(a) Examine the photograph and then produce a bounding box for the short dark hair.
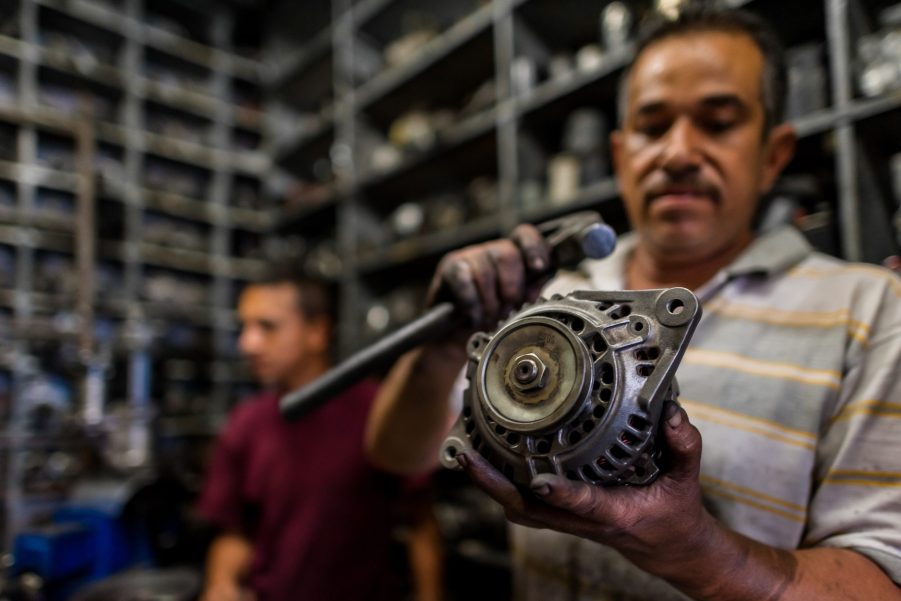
[619,5,787,131]
[252,261,336,324]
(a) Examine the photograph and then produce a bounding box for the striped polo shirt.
[508,225,901,601]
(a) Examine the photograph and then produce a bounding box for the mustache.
[643,175,720,204]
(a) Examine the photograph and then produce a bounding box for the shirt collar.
[580,225,813,297]
[722,225,812,278]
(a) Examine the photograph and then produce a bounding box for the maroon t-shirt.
[197,379,399,601]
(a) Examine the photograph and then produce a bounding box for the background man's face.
[237,283,326,388]
[612,31,792,261]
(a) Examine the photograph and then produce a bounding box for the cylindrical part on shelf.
[786,44,827,118]
[547,154,580,204]
[600,2,632,53]
[511,56,537,96]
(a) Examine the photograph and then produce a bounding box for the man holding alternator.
[365,7,901,600]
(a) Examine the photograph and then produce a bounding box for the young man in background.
[198,264,442,601]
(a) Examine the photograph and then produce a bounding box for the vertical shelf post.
[493,0,519,234]
[5,0,39,551]
[334,0,359,360]
[826,0,862,261]
[209,11,236,416]
[121,0,150,438]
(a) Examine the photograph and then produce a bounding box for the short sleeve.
[804,278,901,584]
[196,416,247,534]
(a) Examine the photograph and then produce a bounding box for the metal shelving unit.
[268,0,901,358]
[0,0,266,547]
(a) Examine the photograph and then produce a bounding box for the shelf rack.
[267,0,901,358]
[0,0,266,547]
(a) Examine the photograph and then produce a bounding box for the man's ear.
[610,129,625,179]
[759,123,797,195]
[305,316,333,357]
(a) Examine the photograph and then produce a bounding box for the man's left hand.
[456,401,717,576]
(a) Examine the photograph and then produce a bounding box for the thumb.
[530,473,606,517]
[661,400,702,482]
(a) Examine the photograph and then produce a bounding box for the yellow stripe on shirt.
[702,485,807,523]
[682,399,816,450]
[788,264,901,299]
[822,469,901,488]
[703,301,871,347]
[701,475,808,513]
[825,469,901,479]
[821,478,901,488]
[829,399,901,424]
[684,349,842,390]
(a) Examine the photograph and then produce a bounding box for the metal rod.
[280,302,460,419]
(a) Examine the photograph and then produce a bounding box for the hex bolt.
[508,352,549,397]
[514,357,539,384]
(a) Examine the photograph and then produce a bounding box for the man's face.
[611,31,795,260]
[237,283,328,388]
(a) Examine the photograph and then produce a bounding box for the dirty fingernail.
[666,402,683,428]
[531,483,551,496]
[663,401,678,420]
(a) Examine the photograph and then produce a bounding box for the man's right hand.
[200,582,255,601]
[202,534,254,601]
[426,223,552,331]
[366,223,553,475]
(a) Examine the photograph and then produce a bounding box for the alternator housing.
[441,288,701,487]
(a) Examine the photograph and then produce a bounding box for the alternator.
[441,287,701,487]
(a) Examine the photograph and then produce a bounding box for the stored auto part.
[441,287,701,487]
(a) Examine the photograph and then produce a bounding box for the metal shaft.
[280,303,460,419]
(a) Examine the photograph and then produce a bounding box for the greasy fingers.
[427,238,531,327]
[458,452,525,511]
[662,403,703,482]
[530,474,605,518]
[428,257,482,324]
[504,509,547,529]
[489,243,527,316]
[511,224,551,273]
[467,250,501,327]
[513,224,553,303]
[426,224,551,327]
[459,452,565,529]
